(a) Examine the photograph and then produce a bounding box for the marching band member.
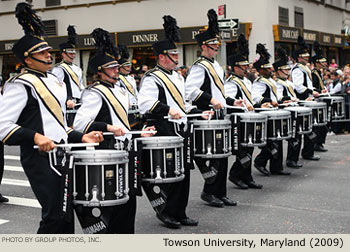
[0,86,9,203]
[225,34,263,190]
[51,25,84,127]
[311,41,328,152]
[185,9,238,208]
[291,36,320,161]
[73,28,154,233]
[138,16,202,228]
[0,3,103,233]
[252,44,291,176]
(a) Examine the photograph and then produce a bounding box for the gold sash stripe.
[277,79,296,98]
[312,70,325,90]
[60,63,80,89]
[152,70,185,112]
[93,85,131,130]
[298,63,312,81]
[231,76,254,105]
[19,74,65,127]
[3,126,21,143]
[119,75,136,97]
[197,60,226,99]
[260,77,279,100]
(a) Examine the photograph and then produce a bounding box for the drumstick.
[102,130,157,135]
[164,113,207,119]
[34,143,99,149]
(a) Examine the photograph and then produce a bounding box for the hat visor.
[165,49,179,55]
[299,53,310,57]
[102,61,120,69]
[261,63,273,69]
[64,49,76,54]
[120,62,132,66]
[237,60,249,66]
[31,45,52,54]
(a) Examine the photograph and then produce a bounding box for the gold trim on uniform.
[152,70,185,112]
[232,76,254,105]
[84,120,94,134]
[60,63,81,88]
[260,77,279,99]
[149,101,160,113]
[3,126,21,143]
[66,128,74,134]
[194,91,204,101]
[119,75,136,97]
[19,74,65,127]
[197,59,225,99]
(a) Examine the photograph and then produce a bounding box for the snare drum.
[71,150,129,207]
[192,119,232,158]
[284,107,312,135]
[230,113,267,150]
[139,136,184,184]
[318,96,345,121]
[298,101,327,126]
[259,110,292,140]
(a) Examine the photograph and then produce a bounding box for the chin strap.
[101,69,119,81]
[205,44,218,52]
[165,53,178,65]
[29,55,53,65]
[64,54,75,62]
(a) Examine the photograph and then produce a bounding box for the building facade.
[0,0,349,83]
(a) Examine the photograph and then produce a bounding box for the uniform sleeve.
[185,65,211,104]
[330,82,342,94]
[224,79,238,99]
[51,67,65,83]
[138,75,170,115]
[73,89,106,133]
[291,68,309,94]
[0,82,36,145]
[252,81,271,105]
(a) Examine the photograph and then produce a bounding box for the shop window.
[294,7,304,28]
[279,7,289,26]
[46,0,60,7]
[43,20,57,36]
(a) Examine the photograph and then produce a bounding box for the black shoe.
[228,176,248,189]
[178,217,199,226]
[271,170,291,175]
[286,160,303,169]
[0,194,9,203]
[156,213,181,229]
[246,181,263,189]
[303,155,320,161]
[220,197,237,206]
[314,144,328,152]
[200,192,224,207]
[254,163,270,176]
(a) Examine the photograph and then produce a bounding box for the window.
[46,0,61,7]
[279,6,289,26]
[42,20,57,36]
[294,7,304,28]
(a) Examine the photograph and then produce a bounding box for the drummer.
[138,15,207,228]
[311,41,328,152]
[51,25,84,127]
[73,28,154,233]
[185,9,239,209]
[272,47,303,169]
[252,43,291,176]
[0,2,103,233]
[291,36,320,161]
[225,34,263,190]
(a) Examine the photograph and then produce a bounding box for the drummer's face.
[298,56,309,65]
[101,66,119,82]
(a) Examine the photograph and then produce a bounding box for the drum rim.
[260,110,291,117]
[138,136,183,144]
[191,119,231,126]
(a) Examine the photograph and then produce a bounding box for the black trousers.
[21,148,74,234]
[254,140,283,172]
[195,157,228,198]
[0,142,4,186]
[301,133,315,158]
[287,135,302,162]
[315,126,327,146]
[229,147,254,183]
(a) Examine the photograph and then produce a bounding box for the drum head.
[232,112,267,122]
[70,149,128,163]
[260,110,291,118]
[284,106,312,115]
[191,119,231,128]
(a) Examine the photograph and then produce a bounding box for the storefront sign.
[273,25,301,42]
[303,29,319,42]
[333,35,343,46]
[320,33,333,45]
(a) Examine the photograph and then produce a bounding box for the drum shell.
[192,119,232,158]
[260,110,292,140]
[138,136,185,184]
[299,101,328,126]
[284,107,312,135]
[318,96,345,120]
[71,150,129,207]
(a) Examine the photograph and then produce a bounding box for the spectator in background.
[141,64,149,72]
[177,65,188,79]
[329,59,338,70]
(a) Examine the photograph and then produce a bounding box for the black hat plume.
[15,2,46,38]
[91,28,118,58]
[277,47,288,62]
[67,25,77,46]
[313,41,323,56]
[207,9,220,37]
[256,43,270,61]
[238,34,249,58]
[163,15,180,42]
[118,45,129,60]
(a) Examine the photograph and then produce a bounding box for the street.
[1,134,350,234]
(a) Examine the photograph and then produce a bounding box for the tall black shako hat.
[89,28,119,74]
[152,15,180,56]
[118,45,131,66]
[273,47,290,71]
[12,2,52,63]
[59,25,77,53]
[195,9,220,46]
[253,43,272,70]
[227,34,249,67]
[311,41,327,64]
[293,35,310,60]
